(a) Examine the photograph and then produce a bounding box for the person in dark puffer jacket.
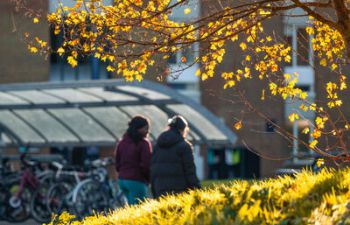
[115,115,152,205]
[151,115,200,198]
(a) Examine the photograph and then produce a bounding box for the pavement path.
[0,219,39,225]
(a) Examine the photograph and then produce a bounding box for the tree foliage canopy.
[19,0,350,160]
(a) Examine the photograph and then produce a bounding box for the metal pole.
[293,121,298,163]
[91,57,100,80]
[0,130,4,163]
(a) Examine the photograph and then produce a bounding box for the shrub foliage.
[49,168,350,225]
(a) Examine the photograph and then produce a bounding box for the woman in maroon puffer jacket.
[115,116,152,205]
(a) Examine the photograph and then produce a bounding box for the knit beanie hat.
[168,115,188,131]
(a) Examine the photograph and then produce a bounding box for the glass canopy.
[9,90,65,104]
[83,107,130,140]
[167,104,228,141]
[120,105,168,139]
[0,80,236,147]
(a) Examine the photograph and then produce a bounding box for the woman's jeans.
[118,179,148,205]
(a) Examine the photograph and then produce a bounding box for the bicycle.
[0,153,47,222]
[72,158,127,218]
[0,158,21,222]
[46,161,92,217]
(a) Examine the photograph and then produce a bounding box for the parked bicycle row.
[0,153,127,224]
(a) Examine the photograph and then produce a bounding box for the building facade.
[1,0,340,178]
[0,0,49,83]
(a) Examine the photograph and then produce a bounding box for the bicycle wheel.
[30,175,54,223]
[5,181,31,222]
[73,180,109,218]
[46,182,71,215]
[108,180,128,209]
[108,189,128,209]
[115,190,128,208]
[0,182,7,220]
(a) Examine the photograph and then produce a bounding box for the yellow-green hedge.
[49,168,350,225]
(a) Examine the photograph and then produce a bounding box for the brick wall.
[0,0,49,83]
[200,2,289,177]
[314,57,350,152]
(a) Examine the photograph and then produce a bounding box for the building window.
[168,44,196,65]
[285,25,311,67]
[295,84,310,92]
[167,82,188,90]
[50,27,62,64]
[285,36,293,66]
[297,28,310,66]
[49,26,112,81]
[287,120,313,164]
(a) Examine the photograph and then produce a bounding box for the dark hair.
[126,116,149,143]
[168,115,188,131]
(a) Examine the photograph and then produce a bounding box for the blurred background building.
[0,0,325,179]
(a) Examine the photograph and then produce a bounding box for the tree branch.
[291,0,340,29]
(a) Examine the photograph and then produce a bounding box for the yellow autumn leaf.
[136,74,143,82]
[29,46,38,53]
[302,127,310,134]
[315,117,326,129]
[239,42,247,51]
[184,8,191,15]
[224,80,235,89]
[311,129,321,139]
[108,55,115,62]
[33,17,39,24]
[285,55,291,63]
[40,41,47,47]
[309,103,317,111]
[106,65,115,72]
[67,56,78,68]
[335,100,342,106]
[283,73,291,80]
[234,121,242,130]
[299,104,308,112]
[57,47,65,56]
[201,73,208,81]
[288,113,299,122]
[331,63,338,70]
[340,81,347,90]
[101,55,108,62]
[71,51,78,59]
[299,92,308,99]
[94,52,101,58]
[320,58,327,66]
[54,26,60,35]
[306,27,314,35]
[309,140,318,149]
[316,158,324,168]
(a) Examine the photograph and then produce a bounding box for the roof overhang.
[0,79,237,148]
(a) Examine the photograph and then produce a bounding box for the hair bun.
[128,116,149,129]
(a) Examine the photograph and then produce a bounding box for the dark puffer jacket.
[151,128,200,198]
